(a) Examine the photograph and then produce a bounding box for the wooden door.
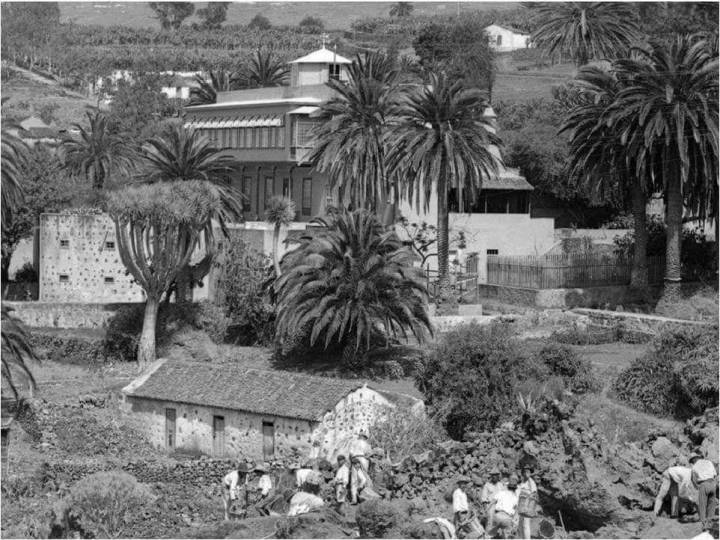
[213,415,225,456]
[262,421,275,460]
[165,408,176,450]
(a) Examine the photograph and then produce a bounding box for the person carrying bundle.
[222,462,252,520]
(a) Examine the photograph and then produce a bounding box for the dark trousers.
[698,478,718,530]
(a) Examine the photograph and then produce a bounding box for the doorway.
[165,408,176,450]
[262,421,275,460]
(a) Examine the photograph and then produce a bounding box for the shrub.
[30,329,106,365]
[351,17,382,33]
[14,262,38,283]
[104,301,233,362]
[356,499,401,539]
[298,15,324,33]
[63,471,153,539]
[247,13,271,30]
[612,325,718,418]
[213,236,275,346]
[416,322,531,439]
[368,404,446,463]
[535,342,598,394]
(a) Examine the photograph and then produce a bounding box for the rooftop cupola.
[289,46,352,88]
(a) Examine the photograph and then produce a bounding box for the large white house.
[182,47,555,283]
[484,24,532,52]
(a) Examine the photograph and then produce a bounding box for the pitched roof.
[123,360,370,421]
[484,24,530,36]
[484,168,534,191]
[290,47,352,65]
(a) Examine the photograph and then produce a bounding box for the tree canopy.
[148,2,195,31]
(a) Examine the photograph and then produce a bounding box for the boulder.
[648,436,683,473]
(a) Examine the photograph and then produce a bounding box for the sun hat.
[456,475,471,484]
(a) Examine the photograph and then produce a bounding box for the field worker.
[690,454,718,531]
[481,467,505,516]
[334,455,351,509]
[653,465,697,518]
[222,462,251,520]
[517,466,538,540]
[487,475,519,539]
[453,475,484,539]
[295,459,317,489]
[253,463,280,516]
[349,429,372,473]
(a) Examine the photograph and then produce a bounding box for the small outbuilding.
[484,24,532,52]
[121,359,422,461]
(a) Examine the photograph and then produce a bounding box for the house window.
[104,276,115,284]
[329,63,342,81]
[59,274,70,283]
[60,239,69,248]
[242,176,252,211]
[294,120,319,148]
[213,415,225,457]
[282,178,291,198]
[496,35,503,47]
[165,408,176,450]
[487,249,499,256]
[276,126,285,147]
[261,127,269,147]
[265,176,274,204]
[302,178,312,216]
[105,241,115,250]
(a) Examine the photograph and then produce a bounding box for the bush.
[298,15,324,33]
[351,17,382,33]
[416,322,533,439]
[14,262,38,283]
[213,236,275,346]
[247,13,271,30]
[30,329,106,365]
[104,301,233,362]
[63,471,153,538]
[356,499,401,539]
[535,342,598,394]
[368,404,446,463]
[612,325,718,418]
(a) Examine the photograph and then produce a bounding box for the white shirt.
[452,488,469,513]
[223,470,246,492]
[296,468,315,487]
[493,490,519,516]
[335,463,350,485]
[481,481,505,504]
[665,466,697,501]
[287,492,325,516]
[257,474,273,496]
[692,460,717,484]
[518,478,537,496]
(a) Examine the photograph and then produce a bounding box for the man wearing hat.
[222,462,251,520]
[253,463,280,516]
[690,453,718,531]
[334,455,351,511]
[481,467,505,518]
[453,476,484,539]
[350,429,373,473]
[517,466,538,540]
[487,475,519,539]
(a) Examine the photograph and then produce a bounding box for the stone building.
[121,359,422,461]
[484,24,532,52]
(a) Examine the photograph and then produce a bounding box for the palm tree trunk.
[174,266,192,303]
[629,181,648,289]
[137,295,160,371]
[663,175,683,301]
[437,172,450,286]
[273,222,281,276]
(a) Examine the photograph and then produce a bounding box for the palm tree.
[188,70,237,106]
[529,2,640,66]
[308,51,399,224]
[61,111,134,190]
[1,128,27,229]
[140,124,244,301]
[609,36,718,298]
[274,209,432,366]
[237,48,289,88]
[389,2,414,18]
[560,65,652,288]
[265,195,296,277]
[387,72,499,286]
[1,306,38,399]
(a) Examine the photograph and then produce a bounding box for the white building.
[484,24,532,52]
[91,70,204,104]
[122,359,422,461]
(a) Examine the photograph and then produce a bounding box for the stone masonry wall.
[122,396,316,461]
[39,213,145,303]
[3,301,139,329]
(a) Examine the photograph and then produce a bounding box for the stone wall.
[39,213,145,303]
[478,283,654,309]
[3,301,139,329]
[573,308,714,334]
[122,396,316,461]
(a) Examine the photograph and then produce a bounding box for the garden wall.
[478,283,650,309]
[573,308,714,335]
[4,301,139,329]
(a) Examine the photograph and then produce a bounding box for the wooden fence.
[487,254,666,289]
[424,252,479,300]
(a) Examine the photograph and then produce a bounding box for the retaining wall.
[573,308,714,335]
[4,301,140,329]
[478,284,651,309]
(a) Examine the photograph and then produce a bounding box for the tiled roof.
[123,360,370,421]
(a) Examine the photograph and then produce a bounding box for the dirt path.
[4,62,91,100]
